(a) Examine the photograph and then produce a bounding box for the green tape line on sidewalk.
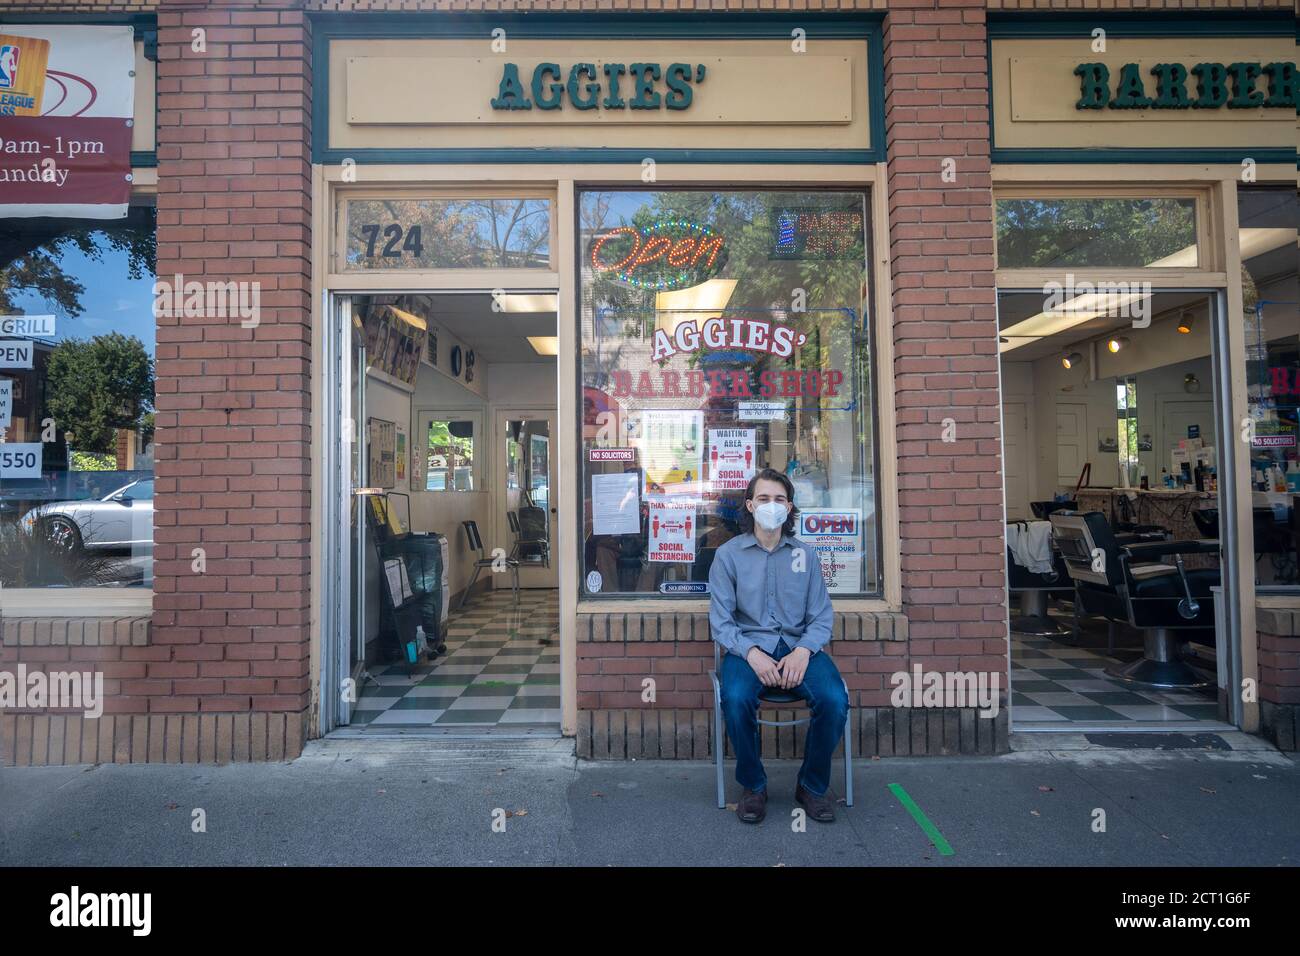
[888,783,954,857]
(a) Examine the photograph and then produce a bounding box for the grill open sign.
[0,443,41,478]
[0,340,33,368]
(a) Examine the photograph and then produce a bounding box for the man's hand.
[745,647,782,686]
[776,647,812,689]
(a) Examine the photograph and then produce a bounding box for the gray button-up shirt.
[708,532,834,659]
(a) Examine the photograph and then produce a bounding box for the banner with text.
[0,25,135,218]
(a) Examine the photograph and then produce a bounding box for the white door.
[496,408,558,588]
[1002,401,1031,520]
[1158,398,1216,466]
[1056,403,1089,488]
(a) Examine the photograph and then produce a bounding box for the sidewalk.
[2,734,1296,867]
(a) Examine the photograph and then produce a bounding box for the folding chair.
[709,642,853,810]
[507,509,550,567]
[458,519,519,609]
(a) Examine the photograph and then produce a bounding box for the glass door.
[498,409,558,588]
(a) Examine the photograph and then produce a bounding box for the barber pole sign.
[0,25,136,219]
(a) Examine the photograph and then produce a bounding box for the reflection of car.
[19,479,154,554]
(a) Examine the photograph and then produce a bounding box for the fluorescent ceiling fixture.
[998,227,1294,355]
[527,336,559,356]
[654,278,739,338]
[499,294,558,313]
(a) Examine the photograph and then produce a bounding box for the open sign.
[802,513,857,536]
[589,219,726,291]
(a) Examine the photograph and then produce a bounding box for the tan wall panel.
[330,38,871,152]
[991,37,1295,152]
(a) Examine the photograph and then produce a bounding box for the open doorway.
[337,291,561,735]
[999,289,1236,731]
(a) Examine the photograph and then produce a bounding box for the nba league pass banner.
[0,25,135,218]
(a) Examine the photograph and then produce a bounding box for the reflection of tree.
[348,198,549,269]
[0,211,155,317]
[46,333,155,453]
[996,198,1196,269]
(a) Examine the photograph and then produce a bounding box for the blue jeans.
[719,640,849,797]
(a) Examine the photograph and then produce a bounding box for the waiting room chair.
[1049,511,1218,688]
[458,519,519,609]
[709,641,853,810]
[507,509,550,567]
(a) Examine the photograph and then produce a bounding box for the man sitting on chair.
[709,468,847,825]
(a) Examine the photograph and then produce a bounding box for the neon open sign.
[588,219,726,290]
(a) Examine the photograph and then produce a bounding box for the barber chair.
[1031,500,1076,520]
[1049,511,1218,689]
[1006,539,1072,636]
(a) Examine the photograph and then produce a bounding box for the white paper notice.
[0,379,11,428]
[0,341,34,369]
[795,508,863,593]
[638,409,703,496]
[648,499,697,563]
[739,400,786,421]
[592,471,641,536]
[707,428,756,491]
[0,443,42,479]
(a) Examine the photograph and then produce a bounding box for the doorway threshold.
[1014,720,1237,734]
[329,724,564,740]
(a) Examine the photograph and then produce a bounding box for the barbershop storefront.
[1,6,1296,767]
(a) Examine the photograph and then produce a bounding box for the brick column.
[151,0,313,759]
[883,2,1007,709]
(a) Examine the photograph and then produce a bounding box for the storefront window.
[344,198,552,270]
[578,189,878,597]
[1238,187,1300,586]
[0,205,157,588]
[996,197,1199,269]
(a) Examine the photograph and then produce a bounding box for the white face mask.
[752,501,789,531]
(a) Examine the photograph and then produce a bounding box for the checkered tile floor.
[1012,634,1219,725]
[350,589,560,731]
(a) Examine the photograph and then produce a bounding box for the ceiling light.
[1106,336,1129,354]
[498,294,559,313]
[1177,312,1193,334]
[1062,351,1083,370]
[527,336,559,356]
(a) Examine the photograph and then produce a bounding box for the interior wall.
[1001,298,1223,503]
[366,355,560,600]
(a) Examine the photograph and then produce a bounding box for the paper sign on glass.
[795,508,862,593]
[0,379,11,428]
[638,409,703,497]
[592,471,640,536]
[648,499,697,563]
[707,428,756,491]
[0,442,42,478]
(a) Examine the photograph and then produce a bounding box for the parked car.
[19,479,154,554]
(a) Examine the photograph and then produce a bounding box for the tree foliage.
[45,333,154,453]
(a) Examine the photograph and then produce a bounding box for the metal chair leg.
[712,677,726,809]
[458,565,481,609]
[843,703,854,808]
[512,563,520,605]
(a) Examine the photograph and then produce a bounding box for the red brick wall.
[883,0,1006,680]
[150,0,313,746]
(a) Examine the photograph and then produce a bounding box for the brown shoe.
[735,788,767,824]
[796,784,836,823]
